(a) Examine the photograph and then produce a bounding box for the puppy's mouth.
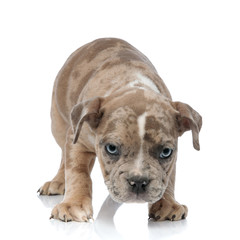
[105,177,165,204]
[108,189,164,204]
[123,192,154,203]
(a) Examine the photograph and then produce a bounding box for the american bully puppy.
[38,38,202,222]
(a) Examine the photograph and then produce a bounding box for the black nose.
[127,177,150,194]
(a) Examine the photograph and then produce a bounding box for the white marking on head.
[138,112,146,139]
[135,112,147,171]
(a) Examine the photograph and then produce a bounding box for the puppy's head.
[71,89,202,203]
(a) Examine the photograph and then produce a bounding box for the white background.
[1,0,240,239]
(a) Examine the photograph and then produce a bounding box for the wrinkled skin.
[95,89,179,204]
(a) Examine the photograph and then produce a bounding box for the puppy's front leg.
[51,138,95,222]
[149,164,188,221]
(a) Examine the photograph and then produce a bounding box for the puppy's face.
[71,89,201,204]
[95,90,181,204]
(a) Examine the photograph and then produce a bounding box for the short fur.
[38,38,202,222]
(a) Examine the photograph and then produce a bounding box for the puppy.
[38,38,202,222]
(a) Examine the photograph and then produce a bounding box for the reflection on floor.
[38,194,187,240]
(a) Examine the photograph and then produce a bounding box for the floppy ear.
[171,101,202,150]
[71,97,103,144]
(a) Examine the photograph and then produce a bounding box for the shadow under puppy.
[38,38,202,222]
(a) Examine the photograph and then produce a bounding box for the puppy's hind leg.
[38,93,67,195]
[38,155,65,195]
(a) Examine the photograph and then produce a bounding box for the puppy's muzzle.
[127,176,150,194]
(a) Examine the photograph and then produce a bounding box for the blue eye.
[160,148,173,159]
[105,144,119,156]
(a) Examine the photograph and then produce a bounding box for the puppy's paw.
[149,197,188,221]
[38,180,65,195]
[50,200,93,222]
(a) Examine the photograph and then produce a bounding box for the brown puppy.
[38,38,202,222]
